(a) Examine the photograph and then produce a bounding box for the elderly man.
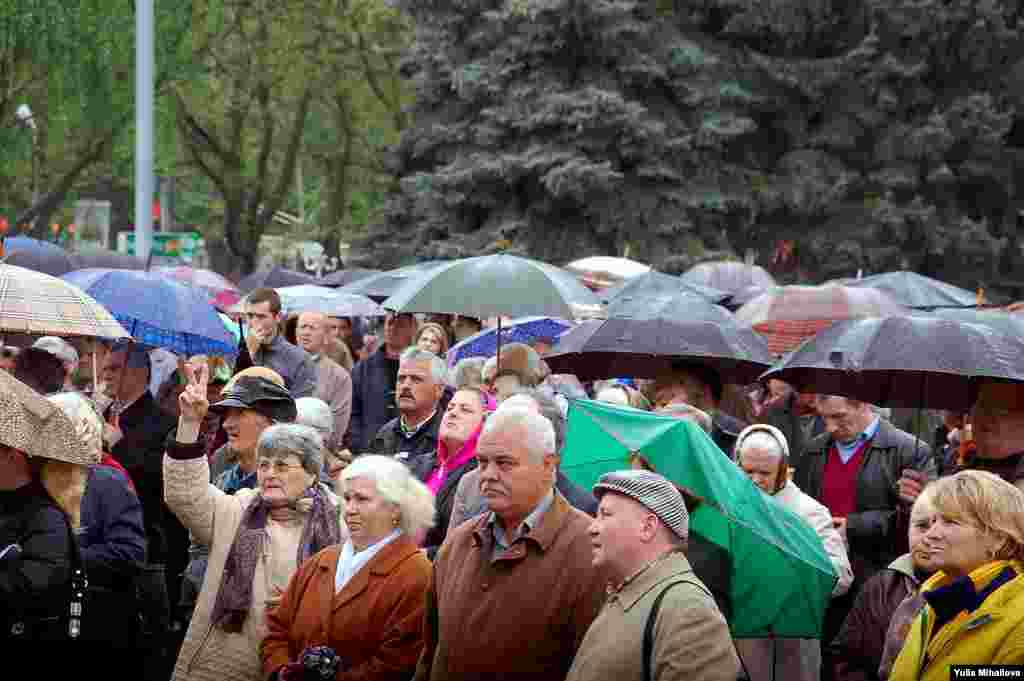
[566,470,739,681]
[415,404,606,681]
[242,287,317,398]
[349,311,417,453]
[31,336,78,391]
[368,347,446,471]
[295,311,352,450]
[649,363,747,457]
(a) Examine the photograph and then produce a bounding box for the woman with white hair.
[296,397,351,482]
[734,423,854,681]
[262,455,434,680]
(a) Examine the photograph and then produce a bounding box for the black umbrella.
[761,315,1024,412]
[320,268,382,288]
[336,260,451,302]
[238,266,319,293]
[600,270,730,305]
[545,292,774,383]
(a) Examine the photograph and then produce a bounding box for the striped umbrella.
[735,284,907,356]
[0,263,130,340]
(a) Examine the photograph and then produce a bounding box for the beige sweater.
[164,453,340,681]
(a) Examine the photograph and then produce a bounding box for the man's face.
[739,445,782,493]
[817,397,871,444]
[100,351,148,399]
[383,313,416,351]
[296,313,328,355]
[221,406,272,456]
[244,301,280,341]
[395,359,442,417]
[589,493,647,575]
[476,423,555,522]
[971,383,1024,459]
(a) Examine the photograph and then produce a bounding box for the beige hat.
[0,371,98,466]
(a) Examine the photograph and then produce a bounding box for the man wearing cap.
[32,336,79,391]
[242,287,317,399]
[566,470,739,681]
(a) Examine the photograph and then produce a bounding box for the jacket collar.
[471,488,571,560]
[888,553,917,578]
[808,418,901,455]
[318,534,422,610]
[615,551,696,612]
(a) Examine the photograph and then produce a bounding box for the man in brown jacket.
[566,470,739,681]
[415,403,606,681]
[295,311,352,451]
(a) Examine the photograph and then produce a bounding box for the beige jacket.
[313,354,352,451]
[164,451,341,681]
[566,552,739,681]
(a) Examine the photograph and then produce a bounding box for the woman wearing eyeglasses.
[165,364,343,681]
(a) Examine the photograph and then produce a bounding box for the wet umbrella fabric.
[760,315,1024,412]
[844,271,977,309]
[335,261,451,302]
[1,236,75,276]
[446,316,572,366]
[600,270,730,305]
[153,265,239,301]
[545,292,774,383]
[320,268,382,288]
[238,266,318,294]
[275,285,384,317]
[681,261,776,295]
[561,399,837,638]
[62,268,236,356]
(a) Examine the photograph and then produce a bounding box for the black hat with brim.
[210,375,297,423]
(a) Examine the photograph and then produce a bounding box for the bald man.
[296,311,352,450]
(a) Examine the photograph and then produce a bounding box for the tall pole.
[134,0,155,265]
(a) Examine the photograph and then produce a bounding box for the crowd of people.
[2,284,1024,680]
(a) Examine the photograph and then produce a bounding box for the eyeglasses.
[256,460,305,475]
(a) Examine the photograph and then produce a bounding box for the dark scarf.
[211,483,341,632]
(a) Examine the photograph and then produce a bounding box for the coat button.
[481,582,489,591]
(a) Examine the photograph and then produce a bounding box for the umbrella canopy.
[844,271,977,309]
[760,315,1024,411]
[152,265,239,300]
[70,249,147,271]
[561,399,837,638]
[238,266,319,294]
[600,270,730,305]
[723,284,772,310]
[447,316,572,366]
[2,236,75,276]
[0,264,130,340]
[383,254,601,319]
[320,268,383,288]
[545,292,773,383]
[276,285,384,317]
[335,260,452,302]
[681,261,776,295]
[62,269,236,356]
[735,284,908,356]
[564,256,651,290]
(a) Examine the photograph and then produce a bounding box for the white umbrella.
[276,285,385,317]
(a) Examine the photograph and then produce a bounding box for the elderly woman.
[889,470,1024,680]
[830,487,938,681]
[165,364,342,681]
[296,397,350,483]
[415,322,450,358]
[734,424,854,681]
[594,381,652,410]
[262,455,433,681]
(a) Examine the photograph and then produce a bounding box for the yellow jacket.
[889,560,1024,681]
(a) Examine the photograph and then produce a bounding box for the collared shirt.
[400,409,437,438]
[488,488,555,558]
[836,416,880,464]
[218,462,258,495]
[334,529,402,593]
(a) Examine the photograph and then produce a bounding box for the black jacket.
[349,348,400,453]
[370,410,444,464]
[423,457,478,558]
[79,466,146,587]
[712,411,747,459]
[0,480,73,640]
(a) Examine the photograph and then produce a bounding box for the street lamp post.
[15,104,37,231]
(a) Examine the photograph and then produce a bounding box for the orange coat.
[262,536,432,681]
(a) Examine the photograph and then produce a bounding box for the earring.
[393,517,400,527]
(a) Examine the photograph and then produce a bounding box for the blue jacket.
[349,348,400,453]
[78,465,146,588]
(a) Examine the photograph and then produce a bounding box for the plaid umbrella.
[735,284,907,356]
[0,263,130,340]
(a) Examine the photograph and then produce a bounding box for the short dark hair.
[13,347,66,395]
[247,287,282,315]
[670,360,723,404]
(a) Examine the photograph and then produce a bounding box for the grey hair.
[448,356,486,389]
[483,404,556,464]
[340,455,436,536]
[736,431,786,462]
[256,423,324,476]
[399,347,447,384]
[295,397,333,437]
[502,387,566,454]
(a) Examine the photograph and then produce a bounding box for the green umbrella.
[561,399,837,638]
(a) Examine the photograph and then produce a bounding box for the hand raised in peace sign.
[178,357,211,424]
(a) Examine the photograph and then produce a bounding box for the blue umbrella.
[61,268,237,356]
[447,316,572,367]
[2,235,74,276]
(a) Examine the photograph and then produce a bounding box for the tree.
[355,0,1024,296]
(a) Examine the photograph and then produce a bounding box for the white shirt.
[334,529,402,593]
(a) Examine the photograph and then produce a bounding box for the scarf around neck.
[427,422,483,495]
[211,482,341,632]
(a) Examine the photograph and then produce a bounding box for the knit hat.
[593,469,689,541]
[210,375,297,423]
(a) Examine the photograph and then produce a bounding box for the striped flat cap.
[593,469,689,541]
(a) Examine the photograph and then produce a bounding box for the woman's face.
[257,453,316,507]
[440,389,486,448]
[908,502,939,572]
[343,476,399,551]
[921,510,1002,577]
[417,328,444,355]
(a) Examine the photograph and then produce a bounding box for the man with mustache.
[415,403,606,681]
[367,348,446,476]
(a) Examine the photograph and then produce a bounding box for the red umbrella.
[735,284,908,356]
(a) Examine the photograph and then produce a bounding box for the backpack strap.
[642,578,712,681]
